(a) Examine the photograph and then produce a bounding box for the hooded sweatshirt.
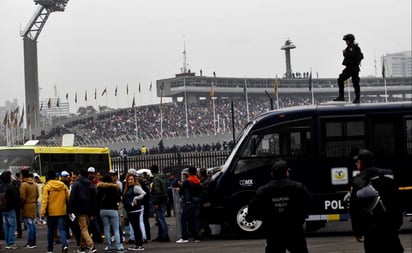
[41,179,70,217]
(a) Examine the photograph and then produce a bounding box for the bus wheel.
[232,204,263,236]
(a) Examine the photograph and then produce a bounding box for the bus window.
[407,119,412,155]
[323,118,365,158]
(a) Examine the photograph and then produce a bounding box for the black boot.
[353,93,360,104]
[333,96,345,102]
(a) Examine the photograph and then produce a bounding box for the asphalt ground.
[1,217,411,253]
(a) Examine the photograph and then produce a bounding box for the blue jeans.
[23,217,37,246]
[2,210,16,246]
[155,203,169,239]
[100,209,122,250]
[47,216,68,251]
[181,202,200,240]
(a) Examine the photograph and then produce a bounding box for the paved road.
[3,218,411,253]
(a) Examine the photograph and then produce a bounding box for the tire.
[231,204,263,237]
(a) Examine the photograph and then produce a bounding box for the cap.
[33,173,40,178]
[87,167,96,173]
[354,149,373,162]
[61,171,70,177]
[128,168,137,176]
[108,170,117,175]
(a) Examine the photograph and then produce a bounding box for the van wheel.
[232,204,263,236]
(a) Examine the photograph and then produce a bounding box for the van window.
[322,118,365,158]
[235,118,311,174]
[407,119,412,155]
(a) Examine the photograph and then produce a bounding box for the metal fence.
[111,150,231,177]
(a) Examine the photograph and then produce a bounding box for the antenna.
[181,40,188,74]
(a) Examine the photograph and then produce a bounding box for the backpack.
[0,184,7,211]
[354,44,364,65]
[356,168,396,215]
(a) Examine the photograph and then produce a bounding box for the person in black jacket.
[68,168,97,253]
[96,174,124,252]
[334,33,364,103]
[247,160,313,253]
[0,171,20,249]
[349,149,404,253]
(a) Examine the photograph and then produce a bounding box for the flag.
[56,97,60,107]
[13,113,18,128]
[149,82,152,92]
[101,87,107,96]
[2,112,8,126]
[75,92,78,103]
[85,90,88,102]
[14,107,19,114]
[19,107,24,127]
[308,71,313,92]
[94,89,97,100]
[66,93,68,100]
[132,94,135,108]
[274,79,278,97]
[138,83,141,93]
[115,85,118,96]
[126,84,129,95]
[209,84,214,105]
[40,102,43,111]
[382,59,386,78]
[47,98,51,109]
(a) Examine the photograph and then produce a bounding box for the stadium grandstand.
[1,75,411,154]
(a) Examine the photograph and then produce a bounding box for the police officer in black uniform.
[247,160,313,253]
[334,33,364,103]
[349,149,404,253]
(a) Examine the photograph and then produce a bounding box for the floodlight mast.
[20,0,69,130]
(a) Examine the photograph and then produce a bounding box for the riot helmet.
[343,34,355,42]
[356,184,380,212]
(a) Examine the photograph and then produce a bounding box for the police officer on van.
[334,33,364,103]
[349,149,404,253]
[247,160,313,253]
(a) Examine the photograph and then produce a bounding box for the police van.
[207,102,412,236]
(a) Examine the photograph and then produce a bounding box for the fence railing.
[111,150,231,176]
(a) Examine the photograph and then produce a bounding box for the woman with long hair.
[96,174,124,252]
[123,173,146,251]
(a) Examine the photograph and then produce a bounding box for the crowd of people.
[0,163,214,252]
[35,94,404,148]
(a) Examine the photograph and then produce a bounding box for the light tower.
[281,39,296,78]
[21,0,69,129]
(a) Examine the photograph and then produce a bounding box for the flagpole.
[184,77,189,139]
[213,73,217,136]
[274,78,279,109]
[134,106,138,142]
[244,79,250,122]
[382,56,388,103]
[160,96,163,140]
[310,68,314,105]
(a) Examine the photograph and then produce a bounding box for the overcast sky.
[1,0,411,113]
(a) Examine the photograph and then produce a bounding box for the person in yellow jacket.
[41,169,70,253]
[20,169,39,248]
